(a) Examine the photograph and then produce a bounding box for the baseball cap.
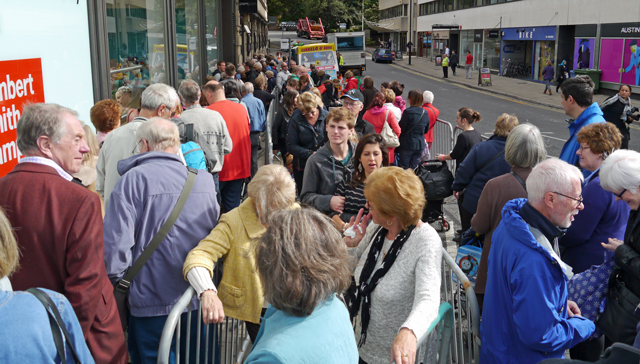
[341,89,364,103]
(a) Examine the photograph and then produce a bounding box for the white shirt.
[19,156,72,181]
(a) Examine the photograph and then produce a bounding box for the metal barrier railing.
[259,87,279,166]
[441,247,481,364]
[157,287,251,364]
[431,119,456,172]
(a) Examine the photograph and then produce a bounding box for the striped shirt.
[333,172,368,222]
[19,156,72,181]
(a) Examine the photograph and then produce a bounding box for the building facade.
[416,0,640,93]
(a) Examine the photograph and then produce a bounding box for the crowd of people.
[1,47,640,364]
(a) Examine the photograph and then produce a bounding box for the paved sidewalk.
[366,47,611,111]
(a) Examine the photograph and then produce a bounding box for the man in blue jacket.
[558,76,605,177]
[481,158,595,364]
[104,118,219,363]
[242,82,266,178]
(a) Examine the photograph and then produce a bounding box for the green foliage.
[267,0,379,29]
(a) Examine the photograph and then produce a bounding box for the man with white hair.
[178,79,233,195]
[480,158,595,364]
[104,118,219,362]
[0,103,128,363]
[242,82,266,178]
[276,62,290,90]
[97,83,181,207]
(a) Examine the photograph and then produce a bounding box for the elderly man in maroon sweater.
[0,103,127,364]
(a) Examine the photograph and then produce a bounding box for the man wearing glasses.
[340,89,374,140]
[480,158,595,364]
[97,83,181,207]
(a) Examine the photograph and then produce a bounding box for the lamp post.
[408,0,412,65]
[362,0,365,31]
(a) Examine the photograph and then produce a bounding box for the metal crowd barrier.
[157,287,251,364]
[441,247,481,364]
[259,87,279,166]
[431,119,456,172]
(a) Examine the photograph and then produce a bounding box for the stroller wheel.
[442,218,451,232]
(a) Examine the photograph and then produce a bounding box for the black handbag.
[113,168,197,331]
[596,268,640,345]
[414,160,454,201]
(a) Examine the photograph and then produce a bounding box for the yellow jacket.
[183,198,265,324]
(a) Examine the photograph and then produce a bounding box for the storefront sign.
[474,30,483,43]
[488,30,500,39]
[501,26,556,41]
[0,58,45,176]
[601,22,640,38]
[433,30,449,40]
[478,68,492,86]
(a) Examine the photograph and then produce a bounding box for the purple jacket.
[104,152,219,317]
[542,65,555,81]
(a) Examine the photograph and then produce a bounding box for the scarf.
[601,94,633,121]
[393,96,406,113]
[368,105,387,115]
[348,224,416,347]
[519,202,565,256]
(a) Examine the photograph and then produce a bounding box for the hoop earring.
[386,220,393,226]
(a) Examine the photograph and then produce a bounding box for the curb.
[391,61,564,111]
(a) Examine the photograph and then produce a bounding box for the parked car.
[372,48,393,63]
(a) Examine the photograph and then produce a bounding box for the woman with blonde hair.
[345,167,443,364]
[183,164,297,343]
[452,113,518,240]
[286,91,329,195]
[0,207,94,362]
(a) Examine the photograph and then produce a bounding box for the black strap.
[27,288,82,364]
[115,168,198,294]
[477,150,504,172]
[510,171,527,191]
[183,147,203,156]
[400,109,426,137]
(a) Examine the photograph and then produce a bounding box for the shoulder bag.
[113,167,198,331]
[28,288,83,364]
[380,110,400,148]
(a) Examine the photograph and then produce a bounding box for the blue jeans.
[397,149,423,169]
[219,178,245,213]
[128,312,219,364]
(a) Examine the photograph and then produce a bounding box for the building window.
[380,4,405,20]
[417,0,521,15]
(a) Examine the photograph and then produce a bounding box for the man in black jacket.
[340,89,375,140]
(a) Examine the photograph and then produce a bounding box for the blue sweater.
[245,295,359,363]
[0,288,95,364]
[559,172,630,273]
[104,152,219,317]
[452,136,510,214]
[480,199,595,364]
[559,103,605,176]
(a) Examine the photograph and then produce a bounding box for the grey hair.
[247,164,297,226]
[116,86,132,96]
[255,208,351,317]
[505,124,547,168]
[135,117,180,152]
[17,103,78,155]
[140,83,180,111]
[526,158,583,205]
[243,82,255,94]
[600,149,640,195]
[422,90,434,104]
[178,79,202,105]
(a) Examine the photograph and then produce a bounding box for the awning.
[365,19,400,33]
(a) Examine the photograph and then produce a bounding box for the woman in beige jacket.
[183,164,297,342]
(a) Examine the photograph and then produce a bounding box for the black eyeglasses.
[302,109,317,117]
[616,189,627,199]
[552,191,583,206]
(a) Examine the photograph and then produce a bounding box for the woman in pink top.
[363,92,401,161]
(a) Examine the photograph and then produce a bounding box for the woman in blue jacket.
[559,123,629,361]
[397,89,429,169]
[452,113,519,236]
[542,60,555,95]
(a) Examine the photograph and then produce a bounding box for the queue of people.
[2,48,640,364]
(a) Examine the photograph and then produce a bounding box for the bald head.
[136,117,180,154]
[202,80,225,104]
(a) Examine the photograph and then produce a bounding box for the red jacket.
[363,107,401,160]
[466,54,473,65]
[208,100,252,181]
[422,103,440,144]
[0,163,127,364]
[342,77,358,95]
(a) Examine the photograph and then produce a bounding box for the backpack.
[172,117,209,171]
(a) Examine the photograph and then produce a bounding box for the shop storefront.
[484,29,502,70]
[599,22,640,91]
[0,0,222,178]
[501,26,556,81]
[458,29,501,72]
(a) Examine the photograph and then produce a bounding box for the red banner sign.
[0,58,45,177]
